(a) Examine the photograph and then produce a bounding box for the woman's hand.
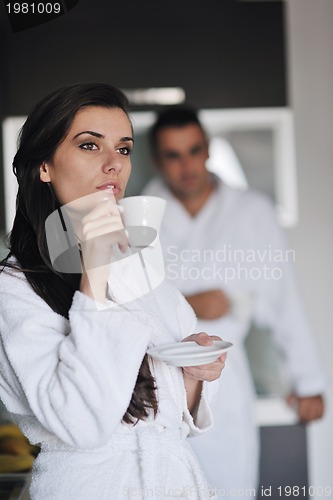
[79,194,128,269]
[181,332,227,414]
[181,332,227,382]
[69,191,128,301]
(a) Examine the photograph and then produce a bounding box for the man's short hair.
[149,106,204,154]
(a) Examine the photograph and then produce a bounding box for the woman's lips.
[97,181,120,195]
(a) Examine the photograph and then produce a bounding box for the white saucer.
[147,340,233,367]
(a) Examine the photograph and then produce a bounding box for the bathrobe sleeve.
[250,195,327,397]
[173,287,219,436]
[0,270,155,449]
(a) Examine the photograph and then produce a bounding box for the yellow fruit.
[0,423,24,439]
[0,423,40,457]
[0,436,31,456]
[0,453,34,473]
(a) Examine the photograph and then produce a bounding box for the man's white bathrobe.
[0,264,219,499]
[143,175,326,493]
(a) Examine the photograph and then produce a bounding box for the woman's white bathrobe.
[0,266,218,499]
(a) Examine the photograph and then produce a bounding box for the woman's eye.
[79,142,98,151]
[117,147,132,156]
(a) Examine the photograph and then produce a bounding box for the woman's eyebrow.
[121,136,134,144]
[72,132,134,143]
[73,131,105,139]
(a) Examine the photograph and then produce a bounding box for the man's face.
[154,124,211,200]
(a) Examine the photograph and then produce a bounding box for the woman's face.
[40,106,133,205]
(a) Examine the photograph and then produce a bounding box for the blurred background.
[0,0,332,498]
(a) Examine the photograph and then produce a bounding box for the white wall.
[285,0,333,493]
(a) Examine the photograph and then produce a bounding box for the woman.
[0,83,226,499]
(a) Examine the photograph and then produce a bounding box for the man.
[142,107,325,494]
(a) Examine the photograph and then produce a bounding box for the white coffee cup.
[118,195,166,232]
[114,195,166,297]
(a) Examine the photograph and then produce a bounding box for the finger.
[82,216,124,238]
[181,334,197,343]
[209,335,223,341]
[81,228,129,254]
[181,332,212,345]
[183,358,226,375]
[195,353,227,368]
[118,229,130,253]
[197,358,225,369]
[194,332,214,346]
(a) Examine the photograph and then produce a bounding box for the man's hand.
[287,393,325,423]
[185,289,230,320]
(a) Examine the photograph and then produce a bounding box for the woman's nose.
[101,151,122,174]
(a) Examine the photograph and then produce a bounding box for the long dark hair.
[1,83,158,424]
